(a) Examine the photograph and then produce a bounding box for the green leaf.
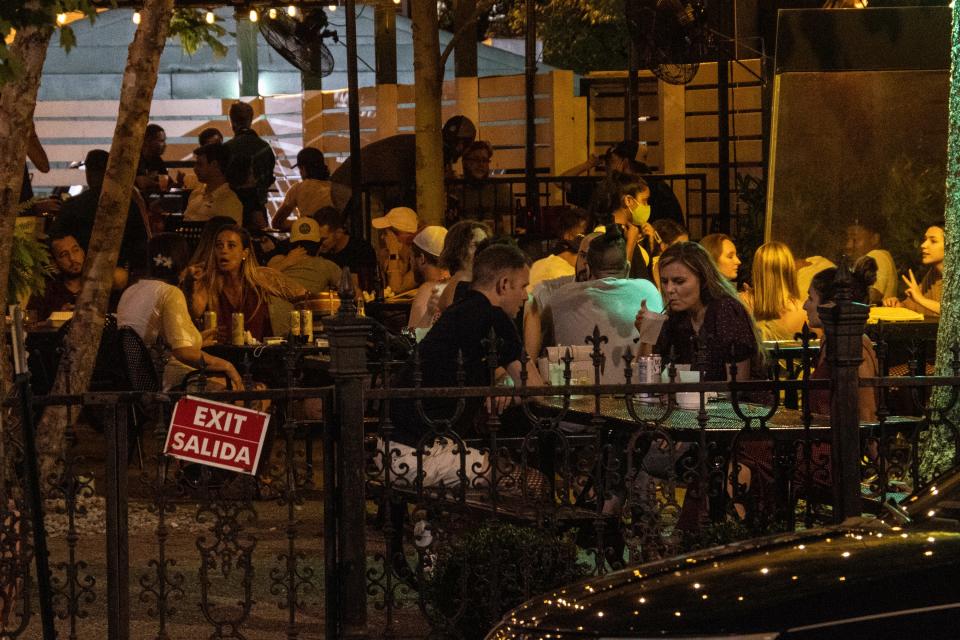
[169,8,228,58]
[59,24,76,52]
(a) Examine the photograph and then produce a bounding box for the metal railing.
[357,173,710,241]
[1,292,958,639]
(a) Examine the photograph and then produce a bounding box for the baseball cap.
[291,217,321,243]
[413,226,448,257]
[371,207,419,234]
[81,149,109,171]
[293,147,325,169]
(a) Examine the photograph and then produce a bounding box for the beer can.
[289,310,301,337]
[203,310,217,332]
[636,355,662,397]
[301,309,313,338]
[231,312,245,346]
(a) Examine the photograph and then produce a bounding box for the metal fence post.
[324,271,372,640]
[819,262,869,522]
[105,401,130,640]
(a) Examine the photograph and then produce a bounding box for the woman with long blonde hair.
[187,225,305,342]
[740,241,806,341]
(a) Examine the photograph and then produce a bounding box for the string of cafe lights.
[86,0,403,27]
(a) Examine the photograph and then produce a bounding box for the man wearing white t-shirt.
[183,143,243,224]
[544,227,663,384]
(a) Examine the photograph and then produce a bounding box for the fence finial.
[337,267,357,317]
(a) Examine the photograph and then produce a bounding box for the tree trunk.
[925,8,960,481]
[0,21,54,395]
[36,0,175,482]
[411,0,446,226]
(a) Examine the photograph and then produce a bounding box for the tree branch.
[438,0,497,75]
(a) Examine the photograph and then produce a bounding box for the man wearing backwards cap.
[408,226,450,330]
[267,216,342,335]
[372,206,421,295]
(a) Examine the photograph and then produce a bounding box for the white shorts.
[376,437,489,488]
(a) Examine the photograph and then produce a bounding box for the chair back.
[118,326,162,393]
[170,220,207,253]
[56,314,127,391]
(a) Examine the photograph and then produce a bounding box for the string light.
[393,0,401,4]
[249,8,258,22]
[268,7,277,18]
[132,11,141,24]
[328,3,337,11]
[205,10,216,24]
[56,13,67,25]
[286,5,297,17]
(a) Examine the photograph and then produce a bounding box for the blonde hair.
[700,233,734,265]
[198,225,299,316]
[750,241,800,322]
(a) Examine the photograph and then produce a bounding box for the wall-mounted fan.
[629,0,711,85]
[259,9,338,78]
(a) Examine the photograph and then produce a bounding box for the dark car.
[486,473,960,639]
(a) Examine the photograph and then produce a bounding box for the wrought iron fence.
[0,379,336,640]
[2,295,959,639]
[357,173,710,241]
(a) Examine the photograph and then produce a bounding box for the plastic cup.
[637,308,667,345]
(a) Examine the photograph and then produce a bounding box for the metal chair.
[117,326,163,468]
[170,220,207,254]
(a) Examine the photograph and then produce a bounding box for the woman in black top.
[635,241,761,381]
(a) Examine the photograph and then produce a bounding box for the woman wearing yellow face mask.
[608,173,658,280]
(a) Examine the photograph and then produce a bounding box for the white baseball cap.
[291,216,321,243]
[371,206,419,234]
[413,226,448,257]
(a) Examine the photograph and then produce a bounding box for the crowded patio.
[1,0,959,638]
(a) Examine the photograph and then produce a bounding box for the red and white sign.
[163,396,271,475]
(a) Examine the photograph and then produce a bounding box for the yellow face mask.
[628,198,651,226]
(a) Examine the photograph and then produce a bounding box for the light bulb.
[56,13,67,25]
[249,8,258,21]
[393,0,401,4]
[268,7,277,18]
[286,5,297,16]
[205,10,215,24]
[132,11,141,24]
[328,3,336,10]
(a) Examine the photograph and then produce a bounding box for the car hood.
[488,523,960,638]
